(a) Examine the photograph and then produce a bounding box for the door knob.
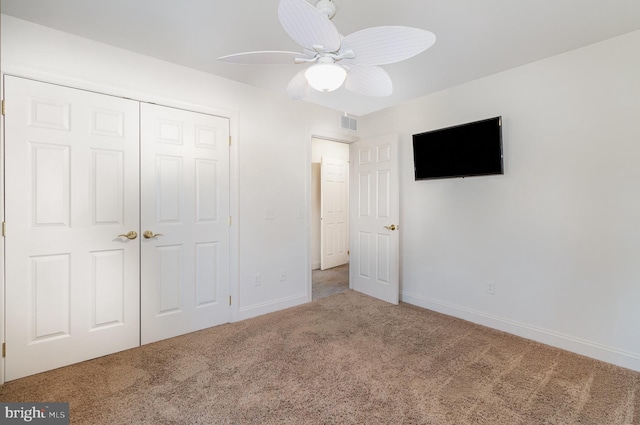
[117,231,138,240]
[143,230,164,239]
[383,224,398,231]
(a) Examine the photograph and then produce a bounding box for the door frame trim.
[0,69,240,383]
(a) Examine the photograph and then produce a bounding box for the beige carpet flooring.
[312,263,349,300]
[1,291,638,424]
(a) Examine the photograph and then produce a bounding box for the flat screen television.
[412,116,503,180]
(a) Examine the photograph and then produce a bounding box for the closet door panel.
[140,103,231,344]
[4,76,140,381]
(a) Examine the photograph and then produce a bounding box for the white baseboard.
[238,293,308,321]
[402,291,640,373]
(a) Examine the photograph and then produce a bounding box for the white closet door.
[320,156,349,270]
[4,76,140,381]
[140,103,230,344]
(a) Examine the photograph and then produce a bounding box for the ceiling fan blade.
[287,69,311,100]
[278,0,341,52]
[345,66,393,97]
[341,26,436,66]
[218,51,306,65]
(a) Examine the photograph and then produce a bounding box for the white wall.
[0,15,354,323]
[359,30,640,371]
[311,138,350,270]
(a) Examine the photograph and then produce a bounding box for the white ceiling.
[2,0,640,116]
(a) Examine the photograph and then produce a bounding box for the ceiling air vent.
[341,115,358,132]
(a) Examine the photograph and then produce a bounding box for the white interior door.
[349,134,400,304]
[140,103,230,344]
[320,156,349,270]
[4,76,140,380]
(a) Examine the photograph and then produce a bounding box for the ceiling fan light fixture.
[220,0,437,100]
[304,61,347,92]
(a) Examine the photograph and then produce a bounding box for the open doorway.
[311,137,350,300]
[312,264,349,301]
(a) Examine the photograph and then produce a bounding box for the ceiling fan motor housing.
[314,0,337,19]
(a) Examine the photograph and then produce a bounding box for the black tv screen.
[413,116,503,180]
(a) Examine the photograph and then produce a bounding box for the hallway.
[312,263,349,301]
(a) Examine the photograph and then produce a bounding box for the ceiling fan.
[218,0,436,99]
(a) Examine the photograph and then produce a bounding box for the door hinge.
[228,296,232,306]
[2,343,5,358]
[2,222,5,237]
[229,136,232,146]
[1,100,5,116]
[228,216,232,226]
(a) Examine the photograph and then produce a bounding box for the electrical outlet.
[254,273,261,286]
[265,208,276,220]
[280,269,287,282]
[486,281,495,295]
